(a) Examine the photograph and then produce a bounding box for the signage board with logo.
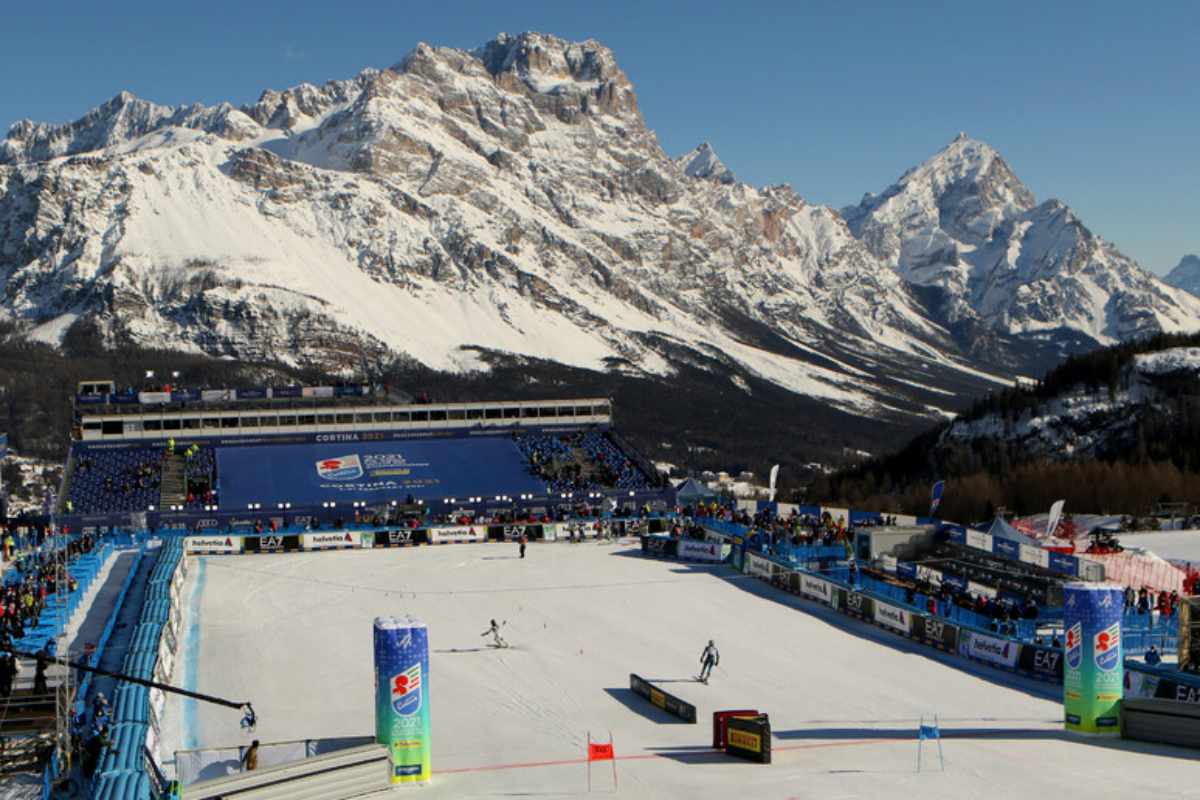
[302,531,363,550]
[678,539,729,563]
[184,535,243,555]
[1018,643,1064,680]
[843,591,874,621]
[724,714,771,764]
[913,615,959,651]
[630,673,696,723]
[1063,584,1123,734]
[962,630,1020,668]
[427,526,486,544]
[872,600,912,636]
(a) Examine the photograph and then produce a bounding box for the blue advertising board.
[216,435,545,507]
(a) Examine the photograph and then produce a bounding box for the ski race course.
[160,541,1198,799]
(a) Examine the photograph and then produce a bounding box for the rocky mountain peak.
[1166,254,1200,296]
[675,142,735,184]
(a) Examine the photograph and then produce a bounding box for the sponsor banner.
[1049,551,1078,577]
[1019,544,1050,569]
[138,391,171,405]
[1125,668,1200,704]
[236,387,268,400]
[302,531,363,550]
[630,674,696,723]
[873,600,912,635]
[171,389,201,403]
[800,574,832,605]
[678,539,729,563]
[1063,585,1124,734]
[993,538,1019,560]
[244,534,301,553]
[374,530,415,547]
[1018,644,1064,680]
[724,715,771,764]
[941,574,966,592]
[271,385,303,399]
[201,389,235,402]
[744,551,774,579]
[713,709,759,748]
[943,524,967,544]
[541,523,558,542]
[641,535,678,559]
[913,615,959,651]
[968,581,997,599]
[427,525,485,544]
[965,529,993,552]
[916,564,943,587]
[962,630,1020,668]
[843,591,874,620]
[184,535,243,555]
[374,616,431,784]
[335,385,366,397]
[896,562,917,581]
[302,386,335,398]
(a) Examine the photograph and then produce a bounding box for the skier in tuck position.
[482,619,508,648]
[698,640,719,683]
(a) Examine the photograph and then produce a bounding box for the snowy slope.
[842,135,1200,355]
[0,32,1001,421]
[162,544,1199,799]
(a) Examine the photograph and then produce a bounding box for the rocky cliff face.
[0,32,995,425]
[842,134,1200,365]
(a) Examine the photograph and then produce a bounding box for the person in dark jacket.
[241,740,260,772]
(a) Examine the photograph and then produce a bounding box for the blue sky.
[2,1,1196,274]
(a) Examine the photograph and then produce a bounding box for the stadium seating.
[515,431,653,493]
[67,444,218,514]
[68,446,162,513]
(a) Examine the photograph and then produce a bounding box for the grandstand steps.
[160,454,187,509]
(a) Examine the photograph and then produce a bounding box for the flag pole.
[610,730,617,790]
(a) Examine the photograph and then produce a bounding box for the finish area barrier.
[629,674,697,723]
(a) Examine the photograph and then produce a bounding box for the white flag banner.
[768,464,781,502]
[1046,499,1065,539]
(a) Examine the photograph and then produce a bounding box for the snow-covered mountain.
[943,344,1200,462]
[675,142,735,184]
[0,32,1000,426]
[842,134,1200,368]
[1165,255,1200,297]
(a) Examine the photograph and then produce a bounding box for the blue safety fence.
[1121,611,1179,656]
[92,537,186,800]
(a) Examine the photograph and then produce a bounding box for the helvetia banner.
[1063,584,1123,735]
[374,616,432,782]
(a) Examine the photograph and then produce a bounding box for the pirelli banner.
[630,673,697,723]
[302,531,365,550]
[185,535,243,555]
[724,714,771,764]
[243,534,302,554]
[913,615,960,652]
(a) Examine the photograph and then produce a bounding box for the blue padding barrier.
[217,434,546,508]
[91,767,151,800]
[98,722,151,776]
[112,684,151,725]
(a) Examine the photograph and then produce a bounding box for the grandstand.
[59,385,668,529]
